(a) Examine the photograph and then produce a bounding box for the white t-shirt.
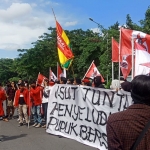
[42,86,51,103]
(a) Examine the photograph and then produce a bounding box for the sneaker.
[35,123,41,128]
[18,123,23,127]
[32,123,37,127]
[42,124,46,128]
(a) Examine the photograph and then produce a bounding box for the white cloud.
[0,2,51,52]
[0,0,81,56]
[65,21,78,27]
[0,22,46,50]
[0,3,32,22]
[90,27,100,33]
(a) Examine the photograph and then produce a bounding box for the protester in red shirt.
[0,83,8,122]
[30,81,42,128]
[14,83,29,127]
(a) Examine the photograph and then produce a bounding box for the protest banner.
[46,84,133,149]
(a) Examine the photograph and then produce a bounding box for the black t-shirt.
[19,94,25,105]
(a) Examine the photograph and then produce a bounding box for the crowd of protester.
[1,74,150,149]
[0,75,105,128]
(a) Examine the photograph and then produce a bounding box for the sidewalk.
[0,118,97,150]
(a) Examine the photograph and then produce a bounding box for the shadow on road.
[0,134,27,141]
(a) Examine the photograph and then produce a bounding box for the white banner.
[46,84,133,150]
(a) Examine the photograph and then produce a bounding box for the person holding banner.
[107,75,150,150]
[60,77,67,84]
[93,76,105,88]
[41,79,50,128]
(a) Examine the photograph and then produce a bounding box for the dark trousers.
[42,103,48,123]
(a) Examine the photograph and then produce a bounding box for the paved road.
[0,102,97,150]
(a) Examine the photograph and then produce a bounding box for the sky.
[0,0,149,59]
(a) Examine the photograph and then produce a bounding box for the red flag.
[120,28,150,56]
[120,28,133,56]
[49,68,57,82]
[119,28,150,79]
[112,37,119,62]
[57,63,63,80]
[37,73,48,86]
[120,55,132,79]
[83,61,105,82]
[134,41,150,76]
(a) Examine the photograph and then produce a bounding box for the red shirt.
[0,88,6,116]
[14,89,29,107]
[30,86,42,106]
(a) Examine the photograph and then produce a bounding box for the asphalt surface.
[0,101,97,150]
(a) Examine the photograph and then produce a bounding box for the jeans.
[32,105,42,124]
[42,103,48,123]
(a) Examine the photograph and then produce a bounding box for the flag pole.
[82,60,94,80]
[49,67,51,81]
[131,37,134,80]
[28,89,31,129]
[111,37,114,80]
[63,68,66,78]
[112,62,114,80]
[57,62,58,79]
[118,28,122,87]
[51,8,57,21]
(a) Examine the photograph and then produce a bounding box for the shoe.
[35,123,41,128]
[32,123,37,127]
[42,124,46,128]
[3,118,9,122]
[18,123,23,127]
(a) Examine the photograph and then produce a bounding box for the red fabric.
[120,55,132,79]
[140,62,150,68]
[0,89,6,116]
[112,38,119,62]
[82,79,90,83]
[37,73,48,86]
[49,81,55,86]
[30,86,42,106]
[121,28,150,56]
[120,28,133,56]
[57,63,63,80]
[56,21,74,59]
[14,89,29,107]
[84,61,105,82]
